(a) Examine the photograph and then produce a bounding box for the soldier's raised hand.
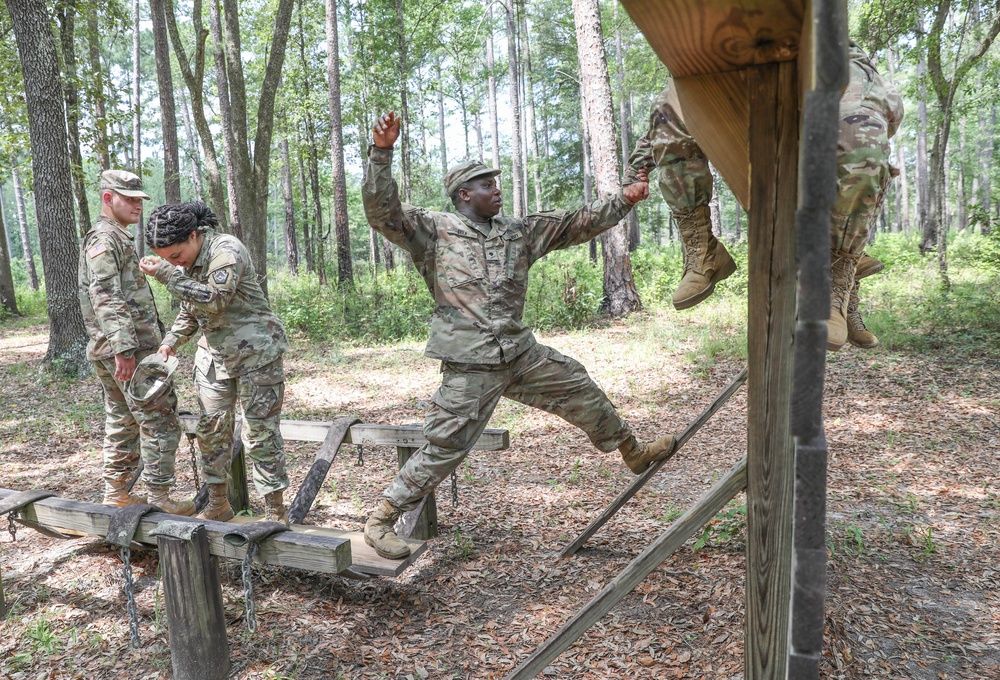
[373,111,401,149]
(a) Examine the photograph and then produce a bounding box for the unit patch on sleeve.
[212,269,230,285]
[88,243,108,258]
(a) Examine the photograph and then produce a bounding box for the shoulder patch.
[212,269,230,285]
[88,243,108,258]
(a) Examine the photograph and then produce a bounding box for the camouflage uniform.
[152,230,290,495]
[626,42,904,257]
[363,146,638,511]
[78,216,180,486]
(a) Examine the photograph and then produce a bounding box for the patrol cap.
[127,353,178,406]
[100,170,151,200]
[443,160,501,196]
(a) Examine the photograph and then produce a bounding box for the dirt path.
[0,315,997,678]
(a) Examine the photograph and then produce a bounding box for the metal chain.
[187,435,201,493]
[241,542,258,633]
[120,546,141,648]
[7,511,17,542]
[450,471,458,508]
[355,444,364,467]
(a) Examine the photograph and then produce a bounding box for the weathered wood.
[745,61,798,680]
[560,366,748,558]
[156,523,229,680]
[395,445,437,540]
[229,422,250,515]
[506,458,748,680]
[0,489,352,574]
[288,417,359,525]
[178,416,510,450]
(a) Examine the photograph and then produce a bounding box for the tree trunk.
[520,6,543,212]
[572,0,639,317]
[307,129,327,286]
[394,0,411,202]
[981,105,996,233]
[85,6,110,171]
[0,199,19,315]
[580,88,597,264]
[132,0,144,256]
[614,9,639,251]
[295,133,314,273]
[210,0,242,236]
[56,2,90,239]
[7,0,89,373]
[485,5,502,202]
[326,0,353,286]
[887,49,909,233]
[150,0,182,203]
[504,1,524,218]
[916,54,931,249]
[474,108,484,162]
[12,164,40,291]
[280,138,298,275]
[179,88,205,200]
[436,57,448,188]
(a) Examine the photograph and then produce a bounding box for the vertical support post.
[397,445,437,539]
[745,60,799,680]
[157,523,229,680]
[229,421,250,515]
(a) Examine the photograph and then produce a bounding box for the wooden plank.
[745,61,798,680]
[506,458,748,679]
[288,417,359,525]
[269,523,429,578]
[620,0,804,78]
[1,489,352,575]
[560,366,748,558]
[178,416,510,451]
[396,445,438,540]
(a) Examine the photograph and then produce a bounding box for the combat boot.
[364,500,410,560]
[619,434,676,474]
[846,281,879,349]
[264,490,289,525]
[827,253,856,352]
[674,205,737,310]
[196,483,235,522]
[147,485,196,516]
[102,478,146,507]
[855,253,885,280]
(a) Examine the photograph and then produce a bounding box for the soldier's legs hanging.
[235,358,290,497]
[194,362,237,486]
[384,364,508,512]
[502,343,631,453]
[93,358,140,484]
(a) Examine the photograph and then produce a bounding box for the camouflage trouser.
[194,355,289,496]
[385,342,632,511]
[93,347,180,486]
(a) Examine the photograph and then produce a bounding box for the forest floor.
[0,309,998,679]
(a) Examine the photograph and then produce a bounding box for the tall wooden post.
[745,60,799,679]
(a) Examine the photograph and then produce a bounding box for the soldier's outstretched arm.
[161,306,200,353]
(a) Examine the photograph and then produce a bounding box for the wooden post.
[228,422,250,515]
[156,521,230,680]
[397,446,437,539]
[745,60,798,680]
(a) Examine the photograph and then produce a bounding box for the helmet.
[127,353,178,406]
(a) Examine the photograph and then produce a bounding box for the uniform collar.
[455,211,501,238]
[190,229,216,270]
[98,215,135,240]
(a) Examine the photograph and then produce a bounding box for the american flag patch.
[87,243,107,258]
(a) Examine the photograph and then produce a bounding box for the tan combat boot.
[103,478,146,507]
[619,434,676,474]
[196,483,235,522]
[855,253,884,280]
[264,490,289,525]
[147,485,196,516]
[674,206,737,310]
[846,280,879,349]
[827,253,856,352]
[364,500,410,560]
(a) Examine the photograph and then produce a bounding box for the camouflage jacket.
[78,216,163,361]
[154,230,288,378]
[362,146,634,364]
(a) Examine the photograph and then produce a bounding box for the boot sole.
[364,533,411,560]
[855,261,885,280]
[673,258,738,310]
[848,337,879,349]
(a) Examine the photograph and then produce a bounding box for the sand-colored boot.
[827,253,856,352]
[364,500,410,560]
[147,485,196,516]
[673,206,737,310]
[619,434,676,475]
[265,490,289,525]
[846,281,879,349]
[855,253,885,280]
[102,478,146,507]
[196,483,235,522]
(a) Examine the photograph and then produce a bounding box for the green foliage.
[693,501,746,552]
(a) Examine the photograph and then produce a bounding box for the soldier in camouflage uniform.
[139,202,291,523]
[78,170,194,515]
[626,41,904,351]
[360,111,675,560]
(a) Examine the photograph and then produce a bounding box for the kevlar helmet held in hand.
[127,354,178,407]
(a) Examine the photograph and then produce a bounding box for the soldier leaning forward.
[78,170,195,515]
[139,202,291,523]
[358,111,675,560]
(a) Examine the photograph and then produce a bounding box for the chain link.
[241,542,258,633]
[355,444,364,467]
[7,511,17,542]
[120,546,141,648]
[187,435,201,493]
[450,471,458,508]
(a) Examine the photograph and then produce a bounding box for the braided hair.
[146,201,219,248]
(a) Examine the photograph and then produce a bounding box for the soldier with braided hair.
[139,202,291,523]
